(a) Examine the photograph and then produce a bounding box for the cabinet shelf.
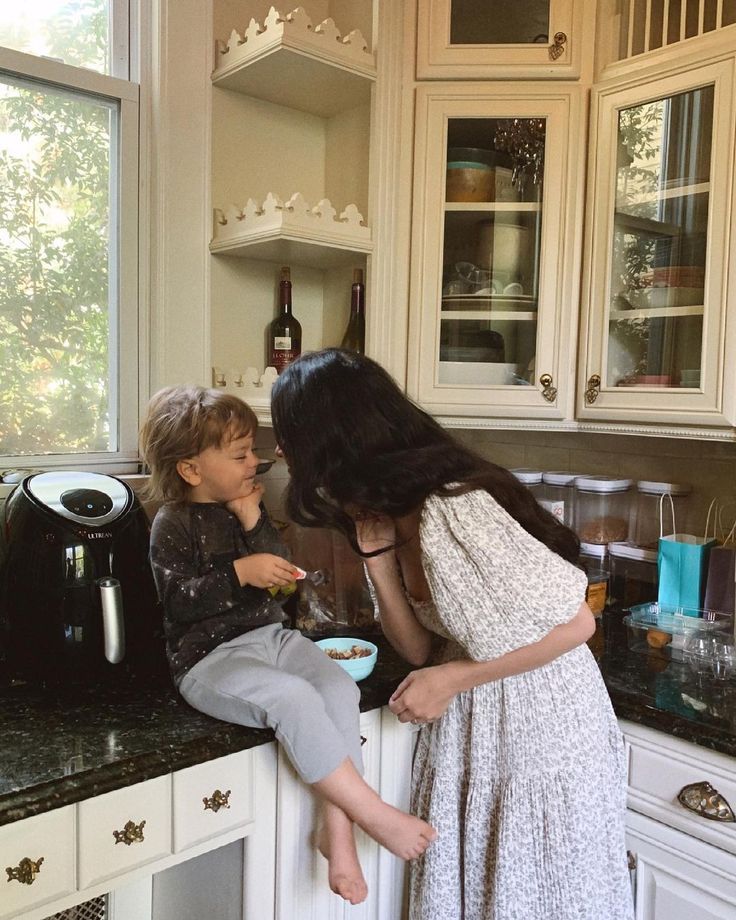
[441,310,537,321]
[210,192,372,268]
[609,304,704,321]
[212,7,375,117]
[444,202,541,213]
[619,181,710,208]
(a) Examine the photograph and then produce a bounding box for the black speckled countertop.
[2,617,735,829]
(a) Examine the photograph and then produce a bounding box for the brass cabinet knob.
[6,856,44,885]
[203,789,232,813]
[584,374,601,404]
[678,781,736,822]
[113,818,146,845]
[539,374,557,402]
[549,31,567,60]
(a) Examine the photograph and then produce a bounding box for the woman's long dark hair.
[271,348,579,564]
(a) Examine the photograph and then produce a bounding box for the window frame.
[0,0,144,476]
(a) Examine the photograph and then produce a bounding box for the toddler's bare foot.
[316,824,368,905]
[358,803,436,861]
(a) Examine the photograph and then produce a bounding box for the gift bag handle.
[659,492,676,538]
[704,497,720,542]
[717,501,736,545]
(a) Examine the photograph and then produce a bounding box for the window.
[0,1,140,470]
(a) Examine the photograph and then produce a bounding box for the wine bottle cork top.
[353,268,364,283]
[280,266,291,281]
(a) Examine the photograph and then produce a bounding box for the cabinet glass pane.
[607,84,713,390]
[440,117,544,387]
[450,0,551,45]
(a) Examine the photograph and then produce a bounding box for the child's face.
[185,430,260,504]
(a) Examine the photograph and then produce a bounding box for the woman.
[271,348,633,920]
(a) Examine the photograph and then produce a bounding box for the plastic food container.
[540,471,583,527]
[579,542,609,615]
[623,602,731,661]
[510,468,543,499]
[682,633,736,680]
[608,542,658,609]
[631,480,692,549]
[446,147,496,202]
[573,476,633,544]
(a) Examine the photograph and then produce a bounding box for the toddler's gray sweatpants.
[179,623,364,783]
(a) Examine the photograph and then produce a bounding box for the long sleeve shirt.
[149,501,288,685]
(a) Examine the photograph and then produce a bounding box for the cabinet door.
[627,811,736,920]
[416,0,582,79]
[408,84,583,420]
[579,59,736,427]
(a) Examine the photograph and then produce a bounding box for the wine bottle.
[340,268,366,353]
[268,266,302,373]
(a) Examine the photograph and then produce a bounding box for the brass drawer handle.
[549,31,567,60]
[677,781,735,822]
[113,818,147,845]
[539,373,557,402]
[584,374,601,404]
[6,856,44,885]
[203,789,231,813]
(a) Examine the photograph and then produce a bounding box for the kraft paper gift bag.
[703,513,736,615]
[657,496,718,612]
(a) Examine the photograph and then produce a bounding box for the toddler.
[139,385,435,905]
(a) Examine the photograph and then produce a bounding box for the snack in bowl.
[315,637,378,682]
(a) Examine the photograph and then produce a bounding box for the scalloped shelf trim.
[211,192,371,250]
[214,6,375,80]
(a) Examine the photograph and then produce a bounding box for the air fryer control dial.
[60,488,114,518]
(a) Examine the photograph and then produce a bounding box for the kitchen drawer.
[622,722,736,857]
[0,806,76,920]
[78,773,171,889]
[172,749,254,852]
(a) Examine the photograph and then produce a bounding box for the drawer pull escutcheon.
[584,374,601,404]
[113,819,147,845]
[6,856,44,885]
[677,781,735,822]
[203,789,232,812]
[539,374,557,402]
[549,32,567,60]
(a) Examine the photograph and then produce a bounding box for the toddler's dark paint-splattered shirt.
[149,502,287,685]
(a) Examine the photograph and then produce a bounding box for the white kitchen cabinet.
[621,720,736,920]
[578,52,736,429]
[407,83,585,421]
[416,0,585,80]
[274,707,415,920]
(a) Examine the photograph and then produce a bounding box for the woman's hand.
[354,511,396,556]
[234,552,296,590]
[388,665,458,724]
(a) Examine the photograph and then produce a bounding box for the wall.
[451,427,736,535]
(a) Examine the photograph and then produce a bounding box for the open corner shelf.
[212,6,376,118]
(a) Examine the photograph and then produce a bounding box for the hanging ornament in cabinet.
[493,119,546,196]
[548,32,567,60]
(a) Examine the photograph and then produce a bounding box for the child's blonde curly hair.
[139,385,258,503]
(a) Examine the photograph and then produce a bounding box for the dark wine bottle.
[268,266,302,373]
[339,268,365,353]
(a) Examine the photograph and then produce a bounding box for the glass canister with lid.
[573,475,633,545]
[540,471,583,527]
[579,542,610,616]
[608,542,658,610]
[509,468,543,500]
[631,480,692,549]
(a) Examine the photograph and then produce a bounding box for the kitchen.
[2,1,736,918]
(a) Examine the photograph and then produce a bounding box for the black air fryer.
[0,471,165,685]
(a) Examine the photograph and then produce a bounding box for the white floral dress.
[406,489,633,920]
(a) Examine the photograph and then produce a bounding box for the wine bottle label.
[270,348,300,372]
[272,336,292,350]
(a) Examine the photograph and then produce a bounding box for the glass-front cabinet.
[416,0,582,79]
[408,86,584,419]
[579,59,736,427]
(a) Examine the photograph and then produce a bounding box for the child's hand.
[234,553,297,590]
[226,483,265,531]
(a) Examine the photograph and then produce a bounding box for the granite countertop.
[2,617,735,828]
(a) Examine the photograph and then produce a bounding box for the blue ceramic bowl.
[315,637,378,682]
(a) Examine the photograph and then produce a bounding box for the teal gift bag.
[657,496,718,612]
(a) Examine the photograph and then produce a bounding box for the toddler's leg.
[317,802,368,905]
